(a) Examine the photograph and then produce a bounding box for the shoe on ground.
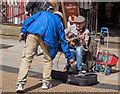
[82,70,86,74]
[77,70,87,74]
[42,82,52,90]
[16,84,24,93]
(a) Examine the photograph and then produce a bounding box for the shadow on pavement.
[23,83,42,93]
[29,73,43,80]
[0,43,14,49]
[92,83,119,91]
[23,79,62,93]
[1,65,39,75]
[1,65,62,92]
[111,70,120,74]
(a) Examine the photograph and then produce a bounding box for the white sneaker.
[42,82,52,90]
[82,70,86,74]
[16,84,24,92]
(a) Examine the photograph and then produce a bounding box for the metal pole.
[95,2,98,37]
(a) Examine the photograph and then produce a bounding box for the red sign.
[64,2,79,19]
[61,1,80,28]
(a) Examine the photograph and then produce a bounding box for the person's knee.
[76,46,84,55]
[76,48,82,55]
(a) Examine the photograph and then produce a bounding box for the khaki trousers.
[17,33,52,85]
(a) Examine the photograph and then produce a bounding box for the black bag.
[51,70,77,83]
[51,70,98,86]
[67,73,98,86]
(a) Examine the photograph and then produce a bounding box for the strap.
[59,26,62,31]
[57,26,62,39]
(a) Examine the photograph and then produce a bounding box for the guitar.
[66,33,85,48]
[66,31,96,48]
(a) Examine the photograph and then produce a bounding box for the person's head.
[74,16,86,31]
[53,11,63,23]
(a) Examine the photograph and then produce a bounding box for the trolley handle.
[101,27,109,34]
[100,27,109,56]
[97,27,109,58]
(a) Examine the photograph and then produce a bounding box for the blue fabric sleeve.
[58,26,72,60]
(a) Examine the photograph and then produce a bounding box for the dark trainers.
[16,84,24,92]
[42,82,52,90]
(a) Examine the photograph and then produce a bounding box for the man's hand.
[79,35,85,40]
[69,58,75,66]
[18,33,24,42]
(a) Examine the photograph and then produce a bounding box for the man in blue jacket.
[16,11,74,92]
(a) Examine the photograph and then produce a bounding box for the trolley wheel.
[104,67,111,76]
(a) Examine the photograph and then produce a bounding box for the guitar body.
[66,35,76,48]
[66,33,86,48]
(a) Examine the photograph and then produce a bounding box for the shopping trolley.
[94,27,118,75]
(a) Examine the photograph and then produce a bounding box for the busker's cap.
[74,16,85,23]
[53,11,63,19]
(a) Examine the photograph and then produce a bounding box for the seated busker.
[64,16,90,74]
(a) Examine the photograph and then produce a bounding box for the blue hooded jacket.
[21,11,72,60]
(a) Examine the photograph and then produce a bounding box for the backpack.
[86,35,97,71]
